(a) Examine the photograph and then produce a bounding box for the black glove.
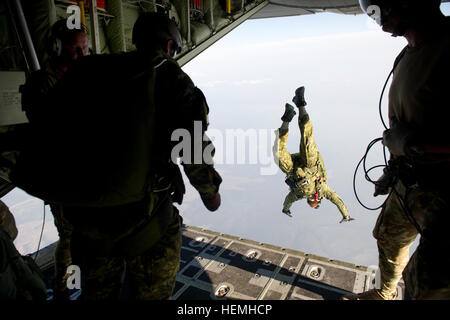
[382,124,424,157]
[373,167,394,197]
[199,167,222,212]
[200,192,221,212]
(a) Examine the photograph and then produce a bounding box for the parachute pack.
[10,53,161,207]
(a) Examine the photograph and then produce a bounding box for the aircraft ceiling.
[252,0,450,19]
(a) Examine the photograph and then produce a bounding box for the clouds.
[199,80,226,88]
[185,26,406,118]
[215,169,266,191]
[233,78,272,86]
[198,78,272,88]
[225,29,382,51]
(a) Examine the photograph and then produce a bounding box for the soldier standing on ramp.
[273,86,354,223]
[13,12,222,300]
[20,19,89,300]
[343,0,450,300]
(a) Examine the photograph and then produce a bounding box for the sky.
[3,4,450,268]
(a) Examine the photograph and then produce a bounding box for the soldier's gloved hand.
[373,168,394,197]
[339,216,355,223]
[382,124,424,157]
[200,192,221,212]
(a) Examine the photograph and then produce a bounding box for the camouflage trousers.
[67,198,183,300]
[77,212,182,300]
[273,113,319,175]
[373,181,450,299]
[50,204,74,298]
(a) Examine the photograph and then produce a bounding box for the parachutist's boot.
[281,103,296,122]
[292,86,308,120]
[292,86,307,108]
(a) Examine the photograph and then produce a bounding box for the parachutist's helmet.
[132,12,182,57]
[307,198,321,209]
[359,0,441,36]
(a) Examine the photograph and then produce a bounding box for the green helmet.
[132,12,182,57]
[359,0,441,35]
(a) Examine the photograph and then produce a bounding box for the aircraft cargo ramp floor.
[34,225,405,300]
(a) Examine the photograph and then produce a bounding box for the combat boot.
[292,86,307,107]
[341,288,397,300]
[281,103,296,122]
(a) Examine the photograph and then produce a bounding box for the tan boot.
[341,289,396,300]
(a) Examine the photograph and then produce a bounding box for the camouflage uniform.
[373,180,450,299]
[273,112,349,218]
[64,194,183,300]
[21,62,74,298]
[371,18,450,299]
[49,50,222,300]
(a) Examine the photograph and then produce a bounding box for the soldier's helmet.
[132,12,182,57]
[307,198,321,209]
[359,0,441,27]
